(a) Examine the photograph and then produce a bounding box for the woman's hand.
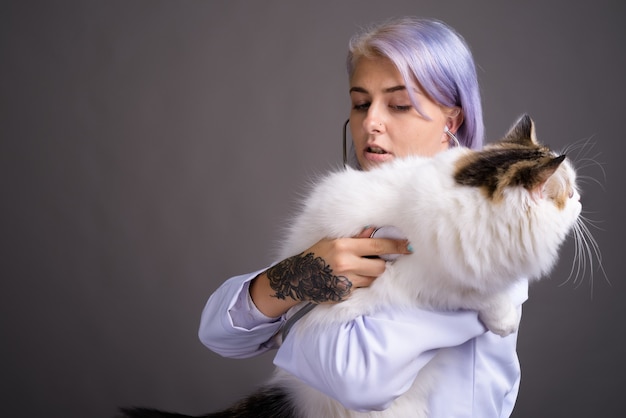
[249,227,412,317]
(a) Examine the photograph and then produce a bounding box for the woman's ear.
[446,107,464,134]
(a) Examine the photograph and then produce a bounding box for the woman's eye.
[391,104,412,111]
[352,103,370,111]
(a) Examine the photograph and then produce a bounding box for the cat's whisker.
[575,224,594,289]
[579,212,606,231]
[574,159,607,182]
[561,223,587,289]
[561,136,607,187]
[578,217,608,278]
[576,174,606,191]
[574,155,606,172]
[561,134,598,158]
[555,134,608,300]
[560,216,609,299]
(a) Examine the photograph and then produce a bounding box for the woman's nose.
[363,106,385,134]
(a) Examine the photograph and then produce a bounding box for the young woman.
[199,17,526,416]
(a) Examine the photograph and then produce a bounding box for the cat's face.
[455,115,581,221]
[348,56,461,171]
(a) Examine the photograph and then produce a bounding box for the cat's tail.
[117,385,297,418]
[116,408,201,418]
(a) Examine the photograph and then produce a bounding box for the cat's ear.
[503,114,538,146]
[528,154,567,200]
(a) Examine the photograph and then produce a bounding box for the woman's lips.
[363,146,393,164]
[368,146,386,154]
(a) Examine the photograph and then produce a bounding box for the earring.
[444,126,460,147]
[342,119,350,167]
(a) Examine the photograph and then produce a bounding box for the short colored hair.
[347,17,484,149]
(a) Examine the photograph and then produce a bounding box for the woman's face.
[349,56,458,171]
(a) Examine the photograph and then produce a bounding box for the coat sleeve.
[273,280,529,412]
[200,270,528,412]
[273,306,485,411]
[198,269,286,359]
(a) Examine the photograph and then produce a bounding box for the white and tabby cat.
[119,115,588,418]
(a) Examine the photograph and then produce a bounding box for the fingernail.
[407,243,414,253]
[363,225,371,229]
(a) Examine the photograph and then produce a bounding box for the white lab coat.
[199,269,527,417]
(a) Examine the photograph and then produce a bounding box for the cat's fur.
[119,115,583,418]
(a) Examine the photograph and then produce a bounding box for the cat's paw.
[484,316,518,337]
[478,302,519,337]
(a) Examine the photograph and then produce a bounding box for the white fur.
[272,145,581,417]
[279,147,580,327]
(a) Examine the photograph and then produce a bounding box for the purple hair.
[347,17,484,150]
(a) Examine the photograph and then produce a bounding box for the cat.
[119,114,586,418]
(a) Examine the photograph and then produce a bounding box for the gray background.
[1,1,624,417]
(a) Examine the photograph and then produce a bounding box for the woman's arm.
[274,305,487,411]
[274,280,529,412]
[198,270,285,359]
[199,230,411,358]
[250,228,412,317]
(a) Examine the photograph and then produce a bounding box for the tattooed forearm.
[266,252,352,303]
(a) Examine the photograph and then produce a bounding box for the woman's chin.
[359,153,394,170]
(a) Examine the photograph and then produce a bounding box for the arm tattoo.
[266,252,352,303]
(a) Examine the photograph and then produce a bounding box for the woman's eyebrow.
[384,85,407,93]
[349,85,407,94]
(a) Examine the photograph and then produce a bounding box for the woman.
[199,17,527,416]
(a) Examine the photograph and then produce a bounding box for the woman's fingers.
[356,226,377,238]
[285,229,412,302]
[357,236,412,258]
[316,238,409,284]
[365,226,413,262]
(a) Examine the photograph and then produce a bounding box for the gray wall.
[2,1,624,417]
